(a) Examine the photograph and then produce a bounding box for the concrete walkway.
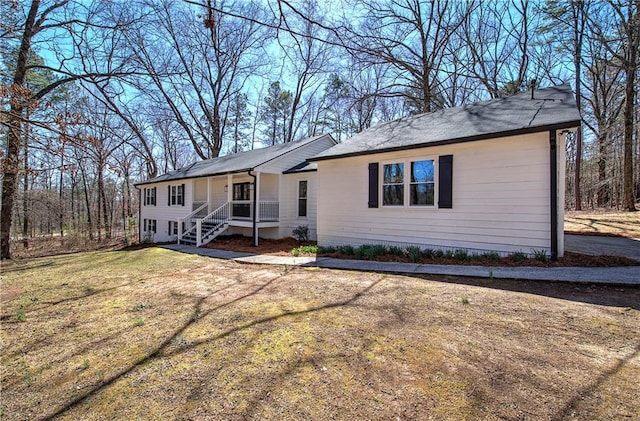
[163,244,640,285]
[565,234,640,261]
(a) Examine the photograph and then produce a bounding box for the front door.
[232,182,251,218]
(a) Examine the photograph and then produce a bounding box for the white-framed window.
[298,180,308,217]
[382,158,436,207]
[169,184,184,206]
[168,220,178,235]
[382,162,404,206]
[143,187,156,206]
[410,160,435,206]
[143,218,157,233]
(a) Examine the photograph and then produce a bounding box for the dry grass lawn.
[565,210,640,237]
[1,247,639,420]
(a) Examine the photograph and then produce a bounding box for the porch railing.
[229,201,279,221]
[259,201,279,221]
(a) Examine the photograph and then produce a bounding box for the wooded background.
[1,0,638,259]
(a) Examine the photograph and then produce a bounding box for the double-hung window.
[168,221,178,235]
[169,184,184,206]
[382,163,404,206]
[382,159,435,207]
[143,187,156,206]
[298,180,308,217]
[143,218,157,233]
[410,160,435,206]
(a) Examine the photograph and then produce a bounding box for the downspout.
[248,170,258,246]
[137,187,142,244]
[549,130,558,261]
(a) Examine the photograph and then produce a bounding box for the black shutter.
[153,187,157,206]
[181,183,185,206]
[168,185,171,206]
[368,163,379,208]
[438,155,453,208]
[143,188,147,206]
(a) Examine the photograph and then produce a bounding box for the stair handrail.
[196,202,231,246]
[178,202,209,242]
[184,202,209,222]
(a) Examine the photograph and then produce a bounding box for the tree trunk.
[597,133,609,207]
[622,1,638,211]
[1,0,40,259]
[22,111,30,248]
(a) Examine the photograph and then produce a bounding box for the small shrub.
[16,308,26,322]
[482,251,501,261]
[318,245,336,254]
[371,244,387,257]
[434,249,445,258]
[83,359,90,370]
[290,245,317,257]
[142,230,154,244]
[468,253,482,261]
[453,249,468,261]
[354,245,365,260]
[422,248,435,259]
[388,246,404,256]
[339,245,355,256]
[460,296,470,305]
[510,251,528,262]
[532,249,548,262]
[292,225,310,243]
[134,318,145,327]
[406,246,421,263]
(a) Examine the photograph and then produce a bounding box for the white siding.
[259,173,279,201]
[278,172,318,240]
[256,135,336,174]
[210,177,227,209]
[139,180,194,242]
[317,132,562,256]
[193,178,207,202]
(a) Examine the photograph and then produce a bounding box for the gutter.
[549,130,558,260]
[248,170,258,247]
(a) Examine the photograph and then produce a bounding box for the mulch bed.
[204,235,638,267]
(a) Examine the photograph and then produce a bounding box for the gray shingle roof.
[136,134,328,186]
[283,161,317,174]
[311,84,581,161]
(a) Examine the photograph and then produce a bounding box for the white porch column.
[226,174,233,203]
[255,172,260,221]
[207,177,211,213]
[196,219,202,247]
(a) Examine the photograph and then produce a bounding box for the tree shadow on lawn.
[552,342,640,420]
[40,272,385,420]
[413,274,640,310]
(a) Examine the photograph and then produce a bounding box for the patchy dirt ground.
[565,209,640,238]
[206,235,638,267]
[1,248,639,420]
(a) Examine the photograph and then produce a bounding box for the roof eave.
[133,167,254,187]
[308,120,581,162]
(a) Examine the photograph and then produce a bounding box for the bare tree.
[342,0,472,114]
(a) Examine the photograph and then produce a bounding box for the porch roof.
[135,134,328,186]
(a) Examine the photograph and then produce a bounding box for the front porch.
[179,172,281,246]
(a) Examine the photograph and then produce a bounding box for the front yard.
[1,248,639,420]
